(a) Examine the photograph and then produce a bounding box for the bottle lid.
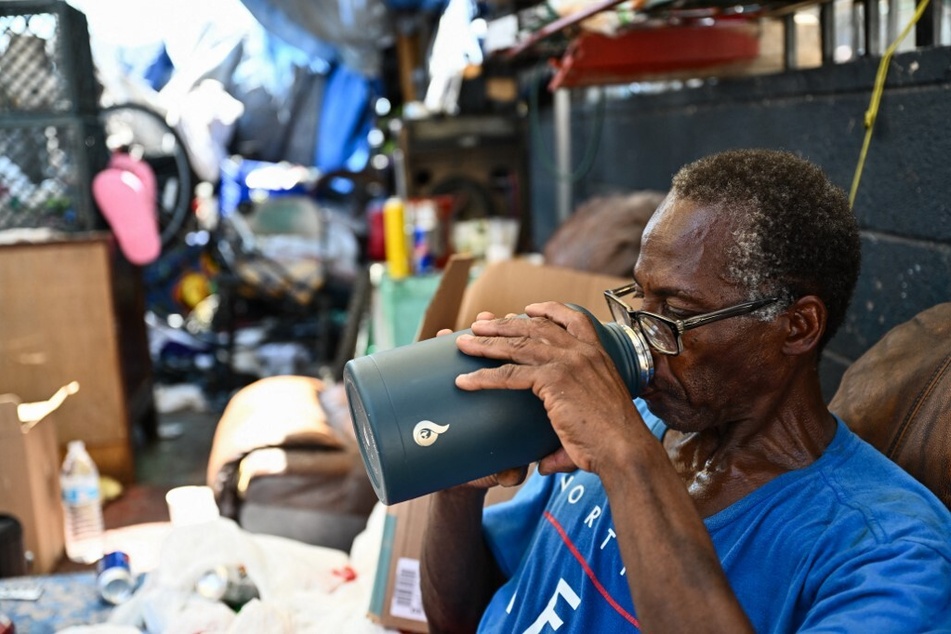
[414,200,438,230]
[67,440,85,452]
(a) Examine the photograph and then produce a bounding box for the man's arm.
[420,486,506,634]
[454,304,756,633]
[598,431,754,633]
[420,313,520,634]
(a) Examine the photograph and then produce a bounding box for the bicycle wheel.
[100,102,194,247]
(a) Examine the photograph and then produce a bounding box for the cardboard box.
[369,480,529,632]
[368,257,628,631]
[0,383,77,574]
[0,237,140,483]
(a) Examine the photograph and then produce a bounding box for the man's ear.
[782,295,826,356]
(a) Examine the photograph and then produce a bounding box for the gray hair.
[671,148,861,350]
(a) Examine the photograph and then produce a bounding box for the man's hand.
[452,302,647,478]
[437,313,530,491]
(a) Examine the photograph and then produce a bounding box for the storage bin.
[0,114,107,231]
[0,0,100,116]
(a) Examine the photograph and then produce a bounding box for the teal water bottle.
[344,305,654,505]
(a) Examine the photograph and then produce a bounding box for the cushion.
[829,303,951,509]
[543,191,666,277]
[206,376,375,524]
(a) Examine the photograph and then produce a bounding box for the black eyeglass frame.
[604,282,780,355]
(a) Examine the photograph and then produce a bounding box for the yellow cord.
[849,0,932,207]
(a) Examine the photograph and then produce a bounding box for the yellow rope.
[849,0,932,207]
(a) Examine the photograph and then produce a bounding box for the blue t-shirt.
[478,400,951,633]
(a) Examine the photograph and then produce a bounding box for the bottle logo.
[413,421,450,447]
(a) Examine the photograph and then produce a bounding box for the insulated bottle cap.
[564,304,653,397]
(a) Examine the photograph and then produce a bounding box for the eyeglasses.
[604,282,779,356]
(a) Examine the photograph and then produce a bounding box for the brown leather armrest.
[830,303,951,509]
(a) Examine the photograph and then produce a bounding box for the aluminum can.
[97,551,134,605]
[195,564,259,609]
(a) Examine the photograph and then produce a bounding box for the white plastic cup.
[165,486,220,527]
[485,217,520,263]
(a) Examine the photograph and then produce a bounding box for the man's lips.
[639,387,661,401]
[639,381,677,404]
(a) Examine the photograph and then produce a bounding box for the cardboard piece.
[0,237,139,483]
[454,258,626,330]
[414,254,475,341]
[370,481,529,632]
[0,383,78,573]
[368,259,628,631]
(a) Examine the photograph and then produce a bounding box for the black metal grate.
[0,114,107,231]
[0,1,106,232]
[0,0,101,115]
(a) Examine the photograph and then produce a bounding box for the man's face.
[633,195,786,432]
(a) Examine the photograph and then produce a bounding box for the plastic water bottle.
[60,440,105,564]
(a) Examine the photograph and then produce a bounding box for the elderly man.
[419,149,951,633]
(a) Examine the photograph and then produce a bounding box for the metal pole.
[784,13,799,69]
[887,0,899,44]
[554,88,572,223]
[935,0,946,45]
[866,0,882,55]
[916,0,938,45]
[820,0,838,65]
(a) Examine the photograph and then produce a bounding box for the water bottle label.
[63,484,99,505]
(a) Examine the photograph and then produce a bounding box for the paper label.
[389,557,426,622]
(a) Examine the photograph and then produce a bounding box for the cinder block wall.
[529,47,951,398]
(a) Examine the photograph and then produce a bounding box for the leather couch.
[830,302,951,510]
